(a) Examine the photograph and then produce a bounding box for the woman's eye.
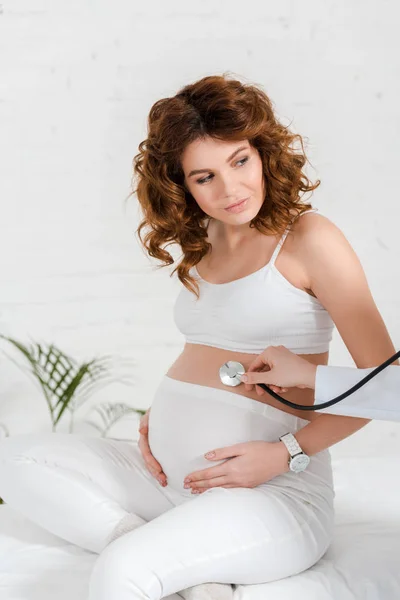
[195,157,248,185]
[196,174,213,185]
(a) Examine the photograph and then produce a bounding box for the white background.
[0,0,399,458]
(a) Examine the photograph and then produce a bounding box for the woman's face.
[181,137,265,225]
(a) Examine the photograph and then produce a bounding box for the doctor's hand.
[241,345,317,395]
[138,409,168,487]
[184,441,290,493]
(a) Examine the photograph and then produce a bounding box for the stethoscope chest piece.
[219,361,245,387]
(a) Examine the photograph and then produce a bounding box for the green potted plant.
[0,334,146,504]
[0,333,145,434]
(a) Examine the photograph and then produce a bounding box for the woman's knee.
[0,433,131,554]
[0,432,109,475]
[0,432,107,507]
[0,433,42,461]
[0,432,79,465]
[89,537,163,600]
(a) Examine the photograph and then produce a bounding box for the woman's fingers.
[137,409,168,485]
[138,428,167,486]
[189,476,229,493]
[138,410,150,435]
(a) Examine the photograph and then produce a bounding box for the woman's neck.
[211,219,264,253]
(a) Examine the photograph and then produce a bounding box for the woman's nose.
[219,173,238,198]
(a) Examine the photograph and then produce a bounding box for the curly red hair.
[133,74,319,298]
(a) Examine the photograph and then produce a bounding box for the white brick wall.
[0,0,399,456]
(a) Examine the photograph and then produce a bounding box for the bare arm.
[292,214,398,456]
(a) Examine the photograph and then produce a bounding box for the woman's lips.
[224,197,249,213]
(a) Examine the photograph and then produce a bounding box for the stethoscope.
[219,350,400,411]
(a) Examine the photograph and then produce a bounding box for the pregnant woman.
[0,75,396,600]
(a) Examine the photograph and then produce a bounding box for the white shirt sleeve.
[315,365,400,422]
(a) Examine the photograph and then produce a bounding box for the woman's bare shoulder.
[289,212,361,286]
[294,211,332,231]
[293,212,347,250]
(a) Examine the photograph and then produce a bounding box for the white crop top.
[173,209,335,355]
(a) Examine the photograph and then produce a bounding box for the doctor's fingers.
[242,358,272,392]
[255,384,288,396]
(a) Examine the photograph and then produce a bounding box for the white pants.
[0,376,335,599]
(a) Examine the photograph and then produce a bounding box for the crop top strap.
[270,208,319,267]
[270,229,290,266]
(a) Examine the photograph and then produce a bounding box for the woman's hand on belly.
[138,409,168,487]
[184,441,290,494]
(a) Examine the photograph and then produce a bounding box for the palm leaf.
[0,334,136,431]
[73,373,137,410]
[84,402,145,437]
[0,335,54,418]
[0,334,141,431]
[52,361,106,427]
[0,423,9,438]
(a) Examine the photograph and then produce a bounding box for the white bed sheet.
[0,457,399,600]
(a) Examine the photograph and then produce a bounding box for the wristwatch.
[279,433,310,473]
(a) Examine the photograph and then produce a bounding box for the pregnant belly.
[148,375,304,495]
[166,343,326,423]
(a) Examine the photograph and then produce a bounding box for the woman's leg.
[0,433,175,553]
[89,485,334,600]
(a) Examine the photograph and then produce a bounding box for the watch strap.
[279,432,303,457]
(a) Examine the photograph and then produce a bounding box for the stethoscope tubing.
[256,350,400,411]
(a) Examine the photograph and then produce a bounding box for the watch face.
[290,454,310,473]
